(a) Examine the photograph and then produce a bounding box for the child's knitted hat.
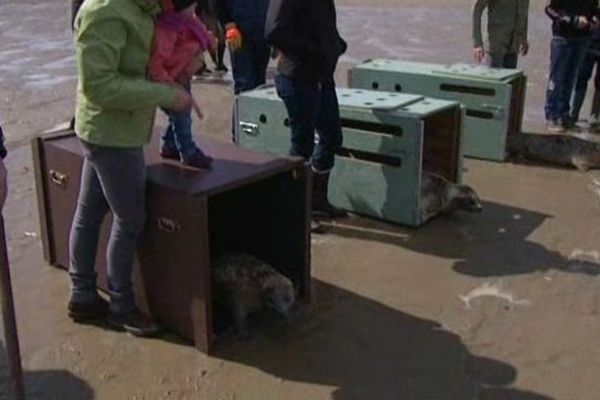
[172,0,196,11]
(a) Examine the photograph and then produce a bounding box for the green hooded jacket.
[74,0,177,148]
[472,0,530,55]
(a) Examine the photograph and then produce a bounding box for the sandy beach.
[2,1,600,399]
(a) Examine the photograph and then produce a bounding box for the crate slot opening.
[440,83,496,97]
[341,118,403,137]
[338,148,402,167]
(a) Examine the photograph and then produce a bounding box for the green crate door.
[329,117,423,226]
[235,94,291,157]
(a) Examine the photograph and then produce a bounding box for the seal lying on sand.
[213,252,295,337]
[507,133,600,171]
[419,172,483,223]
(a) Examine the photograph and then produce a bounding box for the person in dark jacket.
[215,0,270,94]
[265,0,348,221]
[544,0,599,133]
[570,27,600,126]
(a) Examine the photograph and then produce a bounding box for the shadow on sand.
[215,280,553,400]
[0,341,94,400]
[325,200,600,278]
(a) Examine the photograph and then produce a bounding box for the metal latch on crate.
[240,122,260,136]
[481,103,505,118]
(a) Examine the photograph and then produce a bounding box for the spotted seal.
[212,252,295,337]
[507,133,600,171]
[419,172,483,223]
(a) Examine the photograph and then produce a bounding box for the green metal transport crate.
[348,59,527,161]
[235,87,464,227]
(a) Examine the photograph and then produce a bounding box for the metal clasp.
[157,217,180,234]
[49,170,68,188]
[481,103,505,118]
[240,122,260,136]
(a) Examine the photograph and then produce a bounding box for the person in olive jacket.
[70,0,192,337]
[265,0,348,222]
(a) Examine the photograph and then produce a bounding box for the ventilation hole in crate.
[342,93,350,97]
[394,84,402,92]
[364,102,374,106]
[341,118,403,136]
[376,98,386,101]
[372,82,379,89]
[466,109,495,119]
[259,114,268,124]
[283,118,290,127]
[266,90,275,95]
[339,148,402,167]
[440,84,495,96]
[354,90,364,94]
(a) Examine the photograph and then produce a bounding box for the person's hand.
[225,23,242,51]
[0,159,7,212]
[473,46,485,63]
[176,56,205,84]
[576,16,590,30]
[519,41,530,56]
[171,87,193,112]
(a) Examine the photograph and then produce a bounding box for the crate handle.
[240,122,260,136]
[49,170,68,188]
[157,217,180,233]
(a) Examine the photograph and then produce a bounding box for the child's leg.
[160,110,178,158]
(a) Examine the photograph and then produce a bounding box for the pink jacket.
[148,11,214,83]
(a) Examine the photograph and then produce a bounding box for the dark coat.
[265,0,346,83]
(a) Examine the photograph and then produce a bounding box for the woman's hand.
[171,87,193,112]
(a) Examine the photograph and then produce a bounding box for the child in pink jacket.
[149,0,216,168]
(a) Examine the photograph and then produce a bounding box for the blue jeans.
[161,83,198,161]
[69,141,146,314]
[275,75,343,172]
[230,39,270,95]
[545,36,589,121]
[571,40,600,121]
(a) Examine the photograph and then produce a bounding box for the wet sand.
[2,0,600,399]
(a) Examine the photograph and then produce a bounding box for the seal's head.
[262,275,296,319]
[452,184,483,213]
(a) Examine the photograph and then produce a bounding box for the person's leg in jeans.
[545,37,571,128]
[274,74,320,161]
[502,52,519,69]
[69,157,110,310]
[230,42,258,142]
[253,41,271,88]
[79,142,146,315]
[570,48,595,123]
[312,80,343,173]
[310,79,347,218]
[591,57,600,125]
[560,38,589,124]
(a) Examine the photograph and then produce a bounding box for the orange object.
[226,27,243,51]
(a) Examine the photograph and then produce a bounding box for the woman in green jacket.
[69,0,193,336]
